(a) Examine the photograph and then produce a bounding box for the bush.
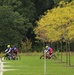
[21,38,32,53]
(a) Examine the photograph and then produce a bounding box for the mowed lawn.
[2,53,74,75]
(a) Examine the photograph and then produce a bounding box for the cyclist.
[5,44,12,59]
[11,46,18,59]
[45,46,53,59]
[12,46,18,54]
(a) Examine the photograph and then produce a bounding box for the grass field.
[1,53,74,75]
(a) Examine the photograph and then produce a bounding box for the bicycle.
[1,53,21,61]
[40,51,57,60]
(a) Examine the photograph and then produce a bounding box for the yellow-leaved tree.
[34,1,74,43]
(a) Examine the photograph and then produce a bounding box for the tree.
[35,0,54,16]
[34,1,74,44]
[0,6,26,49]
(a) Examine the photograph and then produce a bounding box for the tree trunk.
[66,41,68,64]
[68,41,71,66]
[60,41,62,62]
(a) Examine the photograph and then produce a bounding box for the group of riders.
[4,44,55,60]
[4,45,18,60]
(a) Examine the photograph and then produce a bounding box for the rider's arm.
[5,49,8,52]
[7,48,12,53]
[44,49,48,53]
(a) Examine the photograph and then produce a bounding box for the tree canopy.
[34,1,74,43]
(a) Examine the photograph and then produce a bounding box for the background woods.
[0,0,74,52]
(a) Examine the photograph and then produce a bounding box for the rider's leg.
[50,53,53,57]
[48,53,52,59]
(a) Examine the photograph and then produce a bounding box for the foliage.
[0,6,24,47]
[34,0,54,16]
[0,0,74,52]
[0,0,35,50]
[21,38,32,52]
[53,0,72,6]
[32,42,43,52]
[34,1,74,42]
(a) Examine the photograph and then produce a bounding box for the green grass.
[1,53,74,75]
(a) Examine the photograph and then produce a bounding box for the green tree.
[34,0,54,16]
[0,6,26,49]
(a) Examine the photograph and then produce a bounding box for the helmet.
[7,45,10,48]
[45,46,48,48]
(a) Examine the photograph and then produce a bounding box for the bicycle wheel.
[51,54,57,60]
[15,55,21,60]
[40,55,44,59]
[1,56,8,60]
